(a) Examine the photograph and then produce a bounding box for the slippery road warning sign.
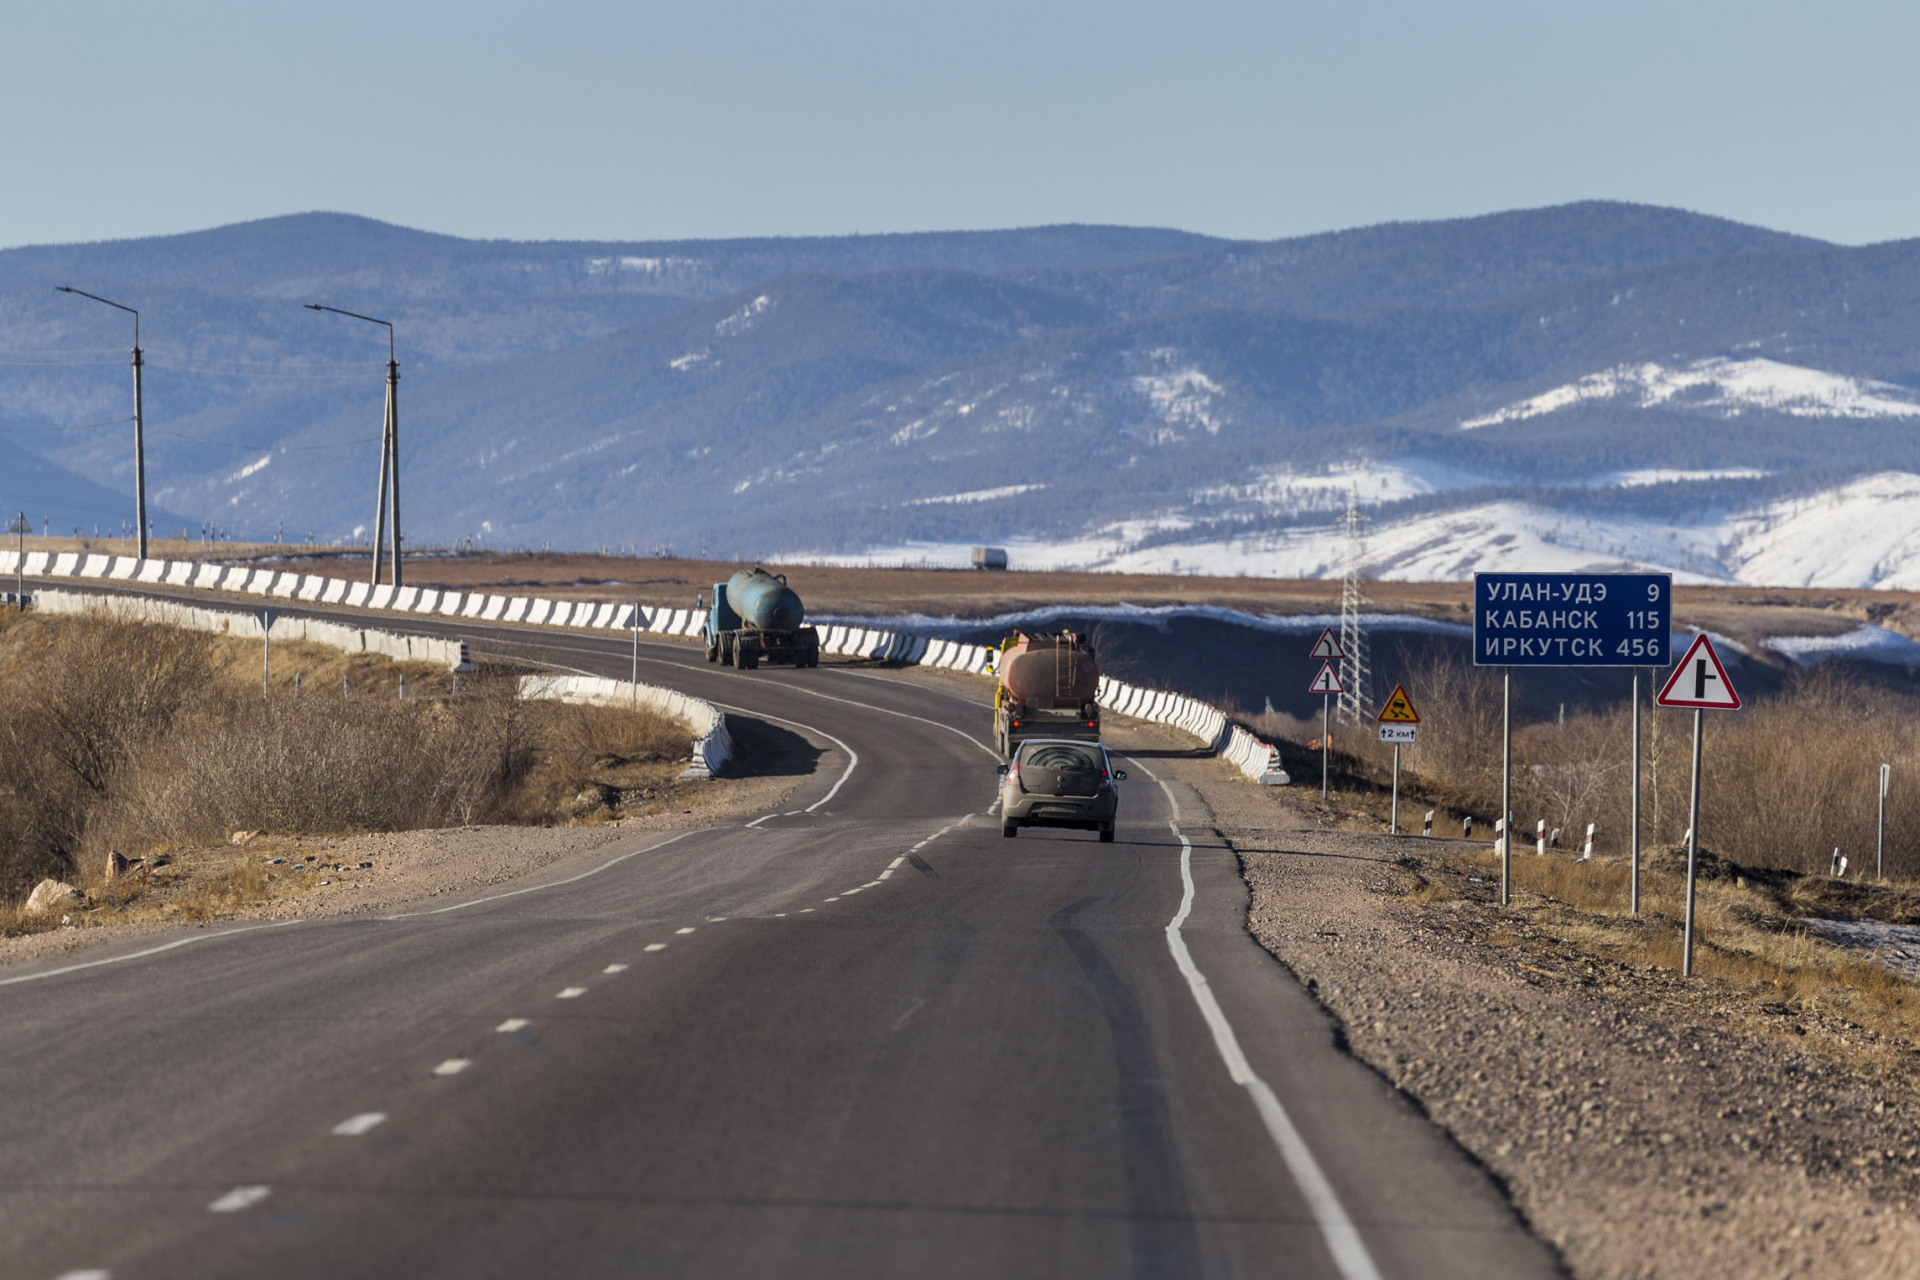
[1657,634,1742,710]
[1376,684,1420,724]
[1307,661,1344,695]
[1307,628,1345,660]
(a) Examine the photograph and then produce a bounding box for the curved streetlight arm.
[305,303,394,360]
[57,286,139,346]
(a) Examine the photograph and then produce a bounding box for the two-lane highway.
[2,595,1558,1278]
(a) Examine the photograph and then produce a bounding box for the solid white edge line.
[0,918,305,988]
[1134,760,1383,1280]
[382,830,699,919]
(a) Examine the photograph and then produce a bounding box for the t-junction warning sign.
[1657,634,1742,710]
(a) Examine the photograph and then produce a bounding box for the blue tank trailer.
[699,567,821,669]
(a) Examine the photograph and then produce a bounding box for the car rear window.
[1023,745,1098,770]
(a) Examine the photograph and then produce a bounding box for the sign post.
[1475,572,1673,907]
[1308,660,1344,799]
[258,608,279,698]
[1879,763,1891,881]
[1657,632,1742,977]
[1376,683,1420,834]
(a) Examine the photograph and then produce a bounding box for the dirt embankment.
[1162,748,1920,1279]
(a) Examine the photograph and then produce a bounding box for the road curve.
[2,591,1558,1278]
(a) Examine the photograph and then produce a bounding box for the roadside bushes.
[1309,648,1920,879]
[0,609,692,905]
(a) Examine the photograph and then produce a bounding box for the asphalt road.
[3,592,1559,1278]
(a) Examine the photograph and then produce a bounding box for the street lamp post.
[55,287,147,558]
[306,305,401,588]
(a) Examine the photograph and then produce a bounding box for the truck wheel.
[703,630,718,662]
[740,649,759,671]
[803,645,819,668]
[1002,821,1018,839]
[1099,823,1115,844]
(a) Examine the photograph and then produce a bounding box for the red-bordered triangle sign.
[1657,634,1742,710]
[1376,683,1420,723]
[1307,661,1344,695]
[1307,627,1344,660]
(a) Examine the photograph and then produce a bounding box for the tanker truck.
[994,630,1100,756]
[699,566,820,669]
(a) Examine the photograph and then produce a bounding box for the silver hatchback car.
[996,739,1126,841]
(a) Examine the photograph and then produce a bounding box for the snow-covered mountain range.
[6,202,1920,585]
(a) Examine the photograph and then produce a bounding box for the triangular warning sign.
[1307,661,1344,695]
[1307,627,1345,660]
[1376,683,1420,724]
[1657,634,1742,710]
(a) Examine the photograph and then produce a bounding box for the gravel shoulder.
[1134,737,1920,1279]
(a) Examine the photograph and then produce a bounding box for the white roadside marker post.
[1423,810,1434,837]
[1582,823,1596,860]
[1536,820,1547,856]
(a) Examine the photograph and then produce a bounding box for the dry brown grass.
[0,608,695,915]
[1282,647,1920,881]
[1430,843,1920,1060]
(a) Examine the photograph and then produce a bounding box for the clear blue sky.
[5,0,1916,249]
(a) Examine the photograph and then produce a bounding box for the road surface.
[3,593,1558,1278]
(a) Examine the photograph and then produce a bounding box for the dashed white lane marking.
[823,897,839,902]
[54,1270,110,1279]
[877,869,894,880]
[799,908,815,914]
[887,856,905,870]
[331,1112,387,1136]
[384,830,699,919]
[1134,759,1382,1280]
[208,1186,271,1213]
[783,811,801,816]
[644,943,667,952]
[432,1059,471,1076]
[557,987,587,999]
[773,912,787,917]
[602,963,629,974]
[706,917,728,922]
[675,927,696,935]
[744,814,774,829]
[495,1018,529,1033]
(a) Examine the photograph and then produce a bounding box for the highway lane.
[4,590,1557,1278]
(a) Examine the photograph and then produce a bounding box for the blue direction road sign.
[1473,572,1672,667]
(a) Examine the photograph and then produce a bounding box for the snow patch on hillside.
[1191,459,1489,514]
[1610,467,1769,487]
[1133,355,1224,440]
[906,483,1047,506]
[715,295,774,338]
[826,471,1920,593]
[1462,358,1920,429]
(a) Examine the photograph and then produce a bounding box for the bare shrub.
[0,611,695,907]
[0,612,218,897]
[1355,647,1920,878]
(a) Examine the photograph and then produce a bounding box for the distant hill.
[7,201,1920,586]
